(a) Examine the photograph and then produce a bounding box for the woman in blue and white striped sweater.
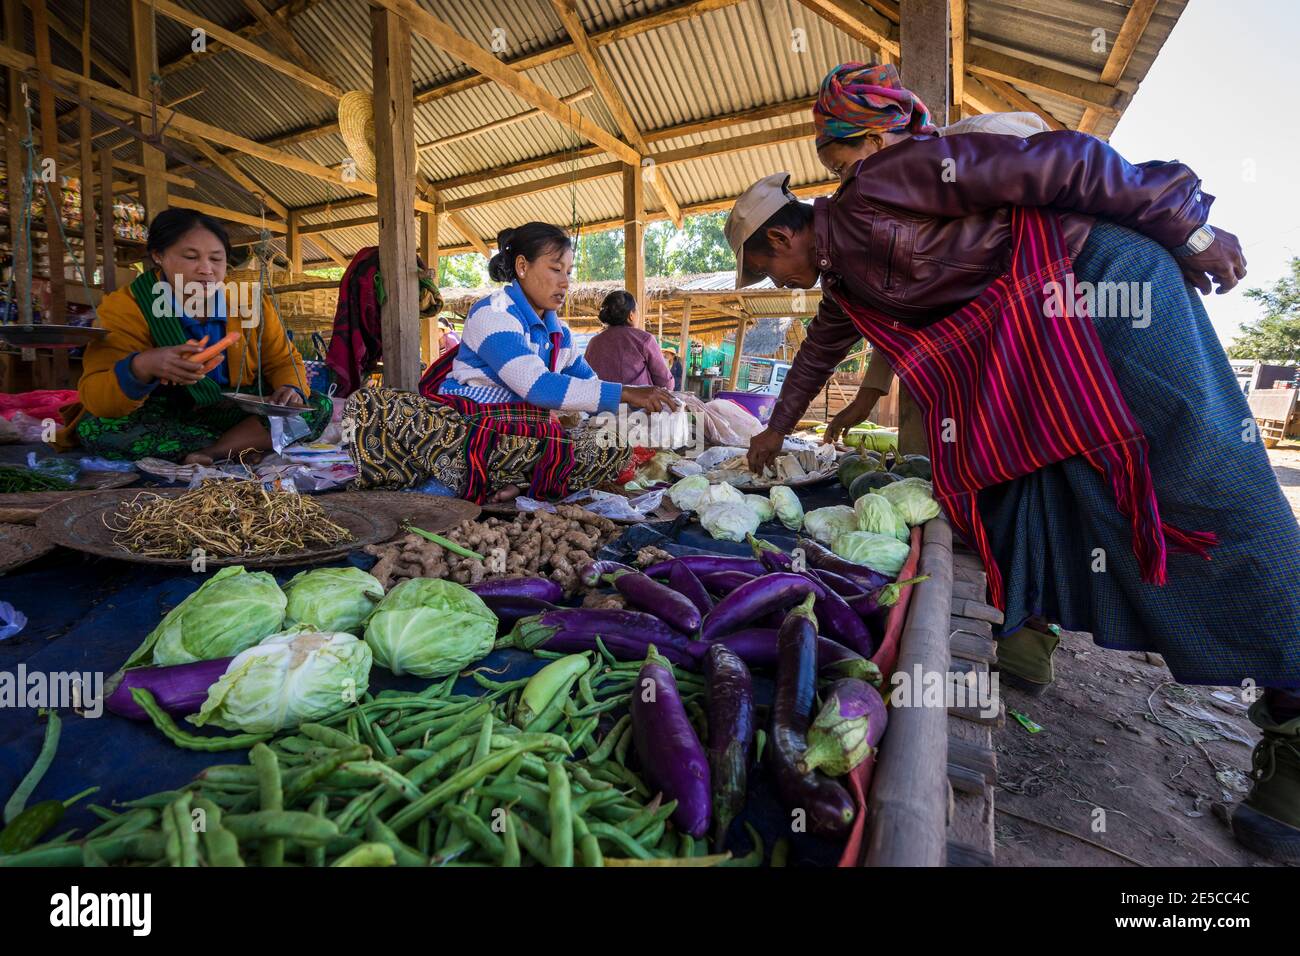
[347,223,676,503]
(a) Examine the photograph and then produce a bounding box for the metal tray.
[220,392,308,417]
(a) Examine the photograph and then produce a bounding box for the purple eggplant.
[477,594,558,634]
[811,568,866,598]
[644,555,766,580]
[631,646,712,837]
[797,538,892,591]
[747,534,793,572]
[703,644,755,850]
[510,608,696,654]
[698,570,757,594]
[800,572,874,658]
[799,679,887,776]
[603,568,702,634]
[700,572,817,642]
[578,560,636,589]
[469,577,564,603]
[715,629,882,685]
[845,576,930,618]
[525,629,704,669]
[668,561,713,618]
[105,658,234,720]
[770,595,856,839]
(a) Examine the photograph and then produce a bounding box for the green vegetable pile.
[1,645,766,868]
[0,465,75,493]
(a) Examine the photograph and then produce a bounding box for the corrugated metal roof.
[28,0,1186,262]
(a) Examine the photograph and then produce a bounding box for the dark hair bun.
[598,290,636,326]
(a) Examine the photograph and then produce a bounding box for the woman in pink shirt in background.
[582,291,674,389]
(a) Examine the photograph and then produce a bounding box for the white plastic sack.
[700,399,763,447]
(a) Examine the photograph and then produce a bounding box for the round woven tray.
[322,491,481,540]
[0,473,139,524]
[36,488,399,568]
[0,522,55,574]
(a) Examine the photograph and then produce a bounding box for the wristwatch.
[1172,224,1215,257]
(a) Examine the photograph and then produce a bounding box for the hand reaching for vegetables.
[823,388,884,446]
[746,428,785,475]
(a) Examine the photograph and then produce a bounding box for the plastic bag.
[693,446,748,471]
[270,414,312,454]
[699,399,763,447]
[0,601,27,641]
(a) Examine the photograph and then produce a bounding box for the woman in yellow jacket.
[71,209,330,464]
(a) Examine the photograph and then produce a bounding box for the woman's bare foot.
[489,483,522,504]
[182,451,215,466]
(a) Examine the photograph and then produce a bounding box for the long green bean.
[131,689,271,751]
[250,744,284,867]
[547,762,573,868]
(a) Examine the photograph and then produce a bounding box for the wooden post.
[130,0,169,220]
[286,210,302,274]
[623,164,645,328]
[32,0,67,329]
[98,146,117,292]
[78,0,97,287]
[657,301,663,343]
[950,0,966,121]
[900,0,950,126]
[420,210,441,368]
[726,316,748,390]
[865,518,953,866]
[679,296,692,390]
[4,2,31,323]
[371,4,420,391]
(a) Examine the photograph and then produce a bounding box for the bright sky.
[1107,0,1300,345]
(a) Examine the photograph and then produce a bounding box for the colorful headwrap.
[813,62,937,148]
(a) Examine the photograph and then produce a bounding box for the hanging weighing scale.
[0,83,108,348]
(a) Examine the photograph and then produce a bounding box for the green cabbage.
[191,629,372,733]
[283,567,385,634]
[877,477,941,526]
[364,578,496,677]
[803,505,858,545]
[668,474,711,511]
[744,494,776,523]
[769,485,804,531]
[700,501,762,543]
[854,493,909,542]
[705,482,746,506]
[128,565,287,668]
[832,531,911,577]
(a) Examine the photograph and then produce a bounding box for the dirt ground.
[992,444,1300,867]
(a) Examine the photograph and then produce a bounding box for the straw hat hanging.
[338,90,377,182]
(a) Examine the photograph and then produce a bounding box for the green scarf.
[128,270,225,408]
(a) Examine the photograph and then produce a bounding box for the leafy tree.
[573,229,624,281]
[1230,257,1300,365]
[666,212,735,275]
[438,253,487,289]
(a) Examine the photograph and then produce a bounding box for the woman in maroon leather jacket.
[727,63,1300,863]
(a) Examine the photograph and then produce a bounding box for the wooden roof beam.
[149,0,343,100]
[373,0,640,166]
[966,45,1121,113]
[973,76,1065,131]
[1078,0,1158,135]
[417,88,595,153]
[21,0,130,89]
[260,0,749,152]
[174,129,291,220]
[0,41,435,216]
[793,0,900,57]
[236,0,343,91]
[549,0,683,228]
[160,0,326,78]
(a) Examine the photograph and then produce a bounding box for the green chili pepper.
[501,811,521,867]
[547,762,574,867]
[331,842,396,867]
[249,744,284,867]
[404,525,484,561]
[131,689,271,751]
[4,710,60,825]
[586,715,630,765]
